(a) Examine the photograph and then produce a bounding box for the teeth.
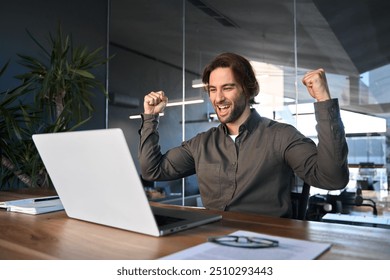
[218,105,229,109]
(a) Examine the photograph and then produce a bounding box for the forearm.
[138,114,165,181]
[138,114,195,181]
[312,99,349,188]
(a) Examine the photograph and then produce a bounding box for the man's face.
[208,67,248,125]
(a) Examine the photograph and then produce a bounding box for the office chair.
[325,186,378,216]
[291,182,311,220]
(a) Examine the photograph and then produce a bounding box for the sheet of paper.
[322,213,390,225]
[160,230,331,260]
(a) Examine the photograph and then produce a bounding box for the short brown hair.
[202,52,259,104]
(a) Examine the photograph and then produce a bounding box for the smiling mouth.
[216,102,231,110]
[216,104,230,117]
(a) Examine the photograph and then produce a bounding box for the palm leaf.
[0,61,10,76]
[25,28,50,57]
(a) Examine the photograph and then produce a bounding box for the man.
[138,52,349,218]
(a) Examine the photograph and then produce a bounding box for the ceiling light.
[192,79,205,88]
[129,113,165,119]
[129,98,204,119]
[284,97,295,103]
[166,99,204,107]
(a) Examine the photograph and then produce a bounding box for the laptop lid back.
[32,128,160,236]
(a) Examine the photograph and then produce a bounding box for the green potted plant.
[0,26,109,189]
[0,61,36,188]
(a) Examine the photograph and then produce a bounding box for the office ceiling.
[109,0,390,115]
[313,0,390,74]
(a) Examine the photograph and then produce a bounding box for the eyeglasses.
[208,235,279,249]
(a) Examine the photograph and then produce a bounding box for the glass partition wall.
[108,0,389,206]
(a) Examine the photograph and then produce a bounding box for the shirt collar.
[220,109,262,135]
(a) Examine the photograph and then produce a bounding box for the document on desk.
[322,213,390,226]
[160,230,331,260]
[0,196,64,215]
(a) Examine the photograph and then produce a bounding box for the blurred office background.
[2,0,390,208]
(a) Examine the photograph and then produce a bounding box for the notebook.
[32,128,221,237]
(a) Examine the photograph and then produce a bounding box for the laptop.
[32,128,221,237]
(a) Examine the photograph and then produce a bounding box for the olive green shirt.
[138,99,349,217]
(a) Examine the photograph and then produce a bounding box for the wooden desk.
[1,191,389,260]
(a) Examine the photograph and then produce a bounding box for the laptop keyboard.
[154,214,184,227]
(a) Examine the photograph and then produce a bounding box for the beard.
[216,97,248,124]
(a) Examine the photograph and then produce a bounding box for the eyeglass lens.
[208,235,279,248]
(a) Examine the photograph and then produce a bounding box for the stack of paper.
[0,196,64,215]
